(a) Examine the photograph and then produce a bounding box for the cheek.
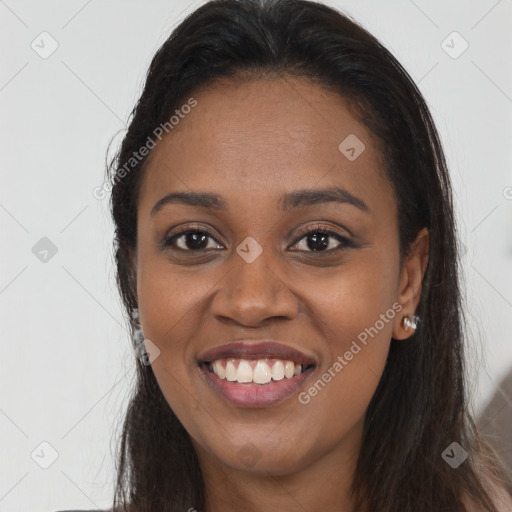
[297,248,400,346]
[290,272,398,452]
[135,253,210,403]
[294,247,399,403]
[136,253,211,341]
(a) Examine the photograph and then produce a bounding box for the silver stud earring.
[402,313,420,332]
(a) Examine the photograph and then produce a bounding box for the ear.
[392,227,429,340]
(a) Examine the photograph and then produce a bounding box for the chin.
[223,450,308,476]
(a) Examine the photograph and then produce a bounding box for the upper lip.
[198,340,317,366]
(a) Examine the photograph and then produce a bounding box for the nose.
[211,250,299,328]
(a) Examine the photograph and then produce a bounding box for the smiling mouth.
[197,341,317,407]
[201,358,315,385]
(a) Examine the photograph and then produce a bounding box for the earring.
[402,313,419,332]
[133,308,144,344]
[134,324,144,344]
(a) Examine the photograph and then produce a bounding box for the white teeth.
[271,360,285,381]
[284,361,295,379]
[213,361,226,379]
[225,360,237,381]
[253,360,272,384]
[236,360,253,383]
[210,358,308,384]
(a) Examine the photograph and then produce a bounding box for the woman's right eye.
[163,229,224,252]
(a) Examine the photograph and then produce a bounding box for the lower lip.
[200,365,314,407]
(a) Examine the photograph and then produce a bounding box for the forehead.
[138,76,392,214]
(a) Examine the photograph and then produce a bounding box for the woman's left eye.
[290,227,353,253]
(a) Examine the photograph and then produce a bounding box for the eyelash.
[162,223,354,254]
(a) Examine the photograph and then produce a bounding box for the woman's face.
[134,76,428,476]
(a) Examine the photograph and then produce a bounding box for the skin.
[133,76,429,512]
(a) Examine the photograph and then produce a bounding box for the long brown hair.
[106,1,509,510]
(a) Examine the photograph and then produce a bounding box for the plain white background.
[0,0,511,510]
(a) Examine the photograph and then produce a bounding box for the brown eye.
[290,225,353,253]
[163,229,224,252]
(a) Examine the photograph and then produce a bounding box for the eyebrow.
[150,186,369,217]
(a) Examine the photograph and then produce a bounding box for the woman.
[72,0,512,510]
